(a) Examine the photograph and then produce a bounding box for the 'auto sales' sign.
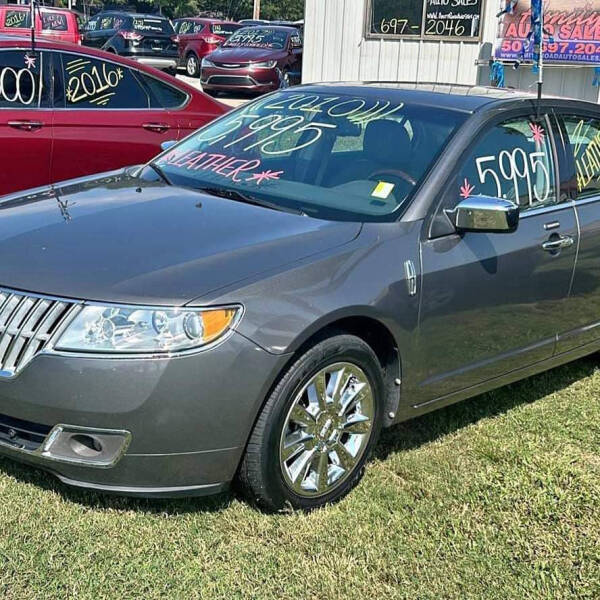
[496,0,600,65]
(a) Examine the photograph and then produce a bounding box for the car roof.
[97,11,168,19]
[298,81,599,113]
[175,17,237,23]
[2,5,76,13]
[238,24,298,32]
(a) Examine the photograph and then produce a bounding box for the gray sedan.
[0,83,598,510]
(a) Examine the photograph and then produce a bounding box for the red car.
[0,6,82,45]
[0,36,228,197]
[173,18,242,77]
[201,26,302,94]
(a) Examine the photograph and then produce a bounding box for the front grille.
[207,75,256,86]
[0,413,51,452]
[214,62,246,69]
[0,289,79,377]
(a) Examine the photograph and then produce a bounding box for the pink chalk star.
[24,54,36,70]
[529,122,545,144]
[247,170,284,185]
[460,178,475,199]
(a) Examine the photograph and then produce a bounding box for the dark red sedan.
[0,35,228,197]
[200,26,302,94]
[173,17,242,77]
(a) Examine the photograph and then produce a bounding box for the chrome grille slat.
[0,289,79,377]
[4,298,50,371]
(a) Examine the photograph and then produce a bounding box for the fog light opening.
[69,434,103,458]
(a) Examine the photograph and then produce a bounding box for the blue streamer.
[490,61,505,88]
[593,67,600,87]
[496,0,518,17]
[530,0,543,74]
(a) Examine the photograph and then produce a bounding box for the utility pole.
[253,0,261,20]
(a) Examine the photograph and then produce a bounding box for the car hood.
[0,170,361,305]
[210,46,282,63]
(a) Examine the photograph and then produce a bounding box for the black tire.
[239,334,384,512]
[185,52,200,78]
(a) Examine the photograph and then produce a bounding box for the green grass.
[1,358,599,599]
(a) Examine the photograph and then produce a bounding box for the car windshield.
[153,91,466,222]
[224,27,288,49]
[132,17,174,35]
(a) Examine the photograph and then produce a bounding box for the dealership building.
[303,0,600,102]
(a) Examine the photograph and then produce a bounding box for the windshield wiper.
[147,162,173,186]
[199,187,306,216]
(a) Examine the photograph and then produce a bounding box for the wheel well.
[293,317,401,426]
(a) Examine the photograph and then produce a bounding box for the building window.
[365,0,483,41]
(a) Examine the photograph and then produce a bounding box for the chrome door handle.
[8,120,43,131]
[542,235,574,252]
[142,122,170,133]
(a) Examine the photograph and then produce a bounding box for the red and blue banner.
[496,0,600,65]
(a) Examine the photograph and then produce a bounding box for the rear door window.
[561,115,600,199]
[4,9,30,30]
[0,50,50,109]
[60,53,150,109]
[139,73,187,109]
[455,117,557,212]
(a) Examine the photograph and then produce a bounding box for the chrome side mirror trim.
[448,196,520,234]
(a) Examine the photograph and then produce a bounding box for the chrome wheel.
[279,362,375,498]
[186,55,198,77]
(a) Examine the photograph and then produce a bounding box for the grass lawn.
[0,357,599,599]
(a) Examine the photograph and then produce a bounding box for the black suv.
[82,12,178,72]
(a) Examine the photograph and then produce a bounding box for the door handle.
[8,120,43,131]
[542,234,574,252]
[142,122,170,133]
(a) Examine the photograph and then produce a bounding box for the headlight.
[250,60,277,69]
[202,58,216,68]
[55,305,242,355]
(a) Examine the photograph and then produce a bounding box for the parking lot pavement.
[176,73,250,108]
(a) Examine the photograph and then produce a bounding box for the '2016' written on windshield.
[194,94,405,156]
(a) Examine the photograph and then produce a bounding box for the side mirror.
[449,196,519,233]
[160,140,177,152]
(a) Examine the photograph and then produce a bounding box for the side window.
[61,54,149,109]
[41,13,68,32]
[4,10,30,29]
[456,117,557,212]
[0,50,50,109]
[139,73,187,109]
[562,115,600,200]
[99,15,114,30]
[178,20,193,34]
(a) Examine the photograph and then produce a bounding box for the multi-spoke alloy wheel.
[279,362,375,497]
[239,334,383,511]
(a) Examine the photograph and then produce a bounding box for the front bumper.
[200,66,280,93]
[0,332,289,497]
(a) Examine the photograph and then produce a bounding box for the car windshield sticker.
[371,182,395,199]
[158,150,283,185]
[133,18,165,32]
[466,121,551,207]
[225,29,286,49]
[0,56,42,106]
[65,58,124,107]
[41,13,67,31]
[5,11,28,28]
[570,119,600,192]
